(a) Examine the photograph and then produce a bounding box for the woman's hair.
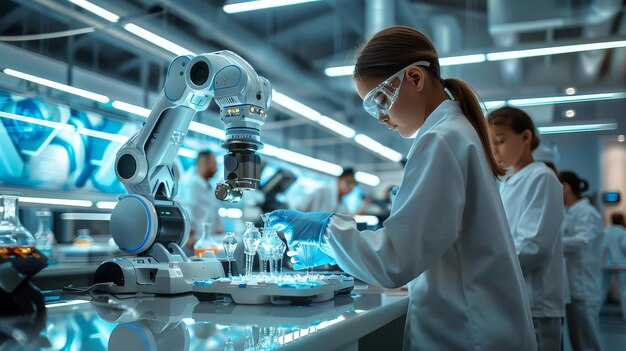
[487,107,540,150]
[353,26,504,177]
[611,212,625,226]
[558,170,589,197]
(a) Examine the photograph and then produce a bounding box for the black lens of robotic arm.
[190,61,209,86]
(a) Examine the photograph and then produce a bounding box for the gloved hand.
[266,210,335,269]
[290,244,337,270]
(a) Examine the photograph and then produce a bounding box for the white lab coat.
[178,172,224,235]
[561,198,603,303]
[293,184,350,214]
[499,162,565,318]
[320,100,537,350]
[604,225,626,266]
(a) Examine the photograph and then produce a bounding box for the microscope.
[93,51,271,294]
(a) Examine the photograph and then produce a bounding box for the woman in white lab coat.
[603,212,626,318]
[268,26,537,350]
[558,171,604,351]
[488,107,565,350]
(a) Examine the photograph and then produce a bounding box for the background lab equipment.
[259,168,297,214]
[93,50,271,294]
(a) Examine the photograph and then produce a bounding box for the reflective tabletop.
[0,284,408,351]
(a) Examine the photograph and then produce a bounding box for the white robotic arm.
[115,51,270,202]
[107,51,270,258]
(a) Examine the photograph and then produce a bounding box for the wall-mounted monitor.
[603,191,621,204]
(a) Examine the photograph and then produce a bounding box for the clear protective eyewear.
[362,61,431,119]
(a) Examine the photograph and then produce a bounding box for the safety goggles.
[361,61,431,119]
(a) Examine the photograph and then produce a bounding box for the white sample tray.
[192,274,354,305]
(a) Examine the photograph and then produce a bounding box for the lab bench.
[32,262,101,290]
[0,283,408,351]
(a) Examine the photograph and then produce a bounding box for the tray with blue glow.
[193,273,354,305]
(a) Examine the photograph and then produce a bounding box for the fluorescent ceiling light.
[258,143,279,157]
[123,23,195,56]
[354,134,403,162]
[439,54,486,66]
[4,68,110,103]
[325,54,487,77]
[318,116,356,138]
[272,147,343,176]
[258,143,343,176]
[19,196,93,207]
[61,213,111,221]
[178,147,198,158]
[486,39,626,61]
[96,201,117,209]
[354,215,380,226]
[537,123,617,135]
[271,90,321,122]
[224,0,320,13]
[47,300,91,309]
[112,100,151,117]
[325,40,626,77]
[324,65,354,77]
[355,171,380,187]
[189,121,226,140]
[76,126,129,143]
[482,100,506,110]
[66,0,120,22]
[508,92,626,106]
[0,111,75,132]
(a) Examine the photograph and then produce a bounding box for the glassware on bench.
[242,222,261,276]
[0,194,35,256]
[222,231,238,277]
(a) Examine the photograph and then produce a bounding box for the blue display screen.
[603,191,621,203]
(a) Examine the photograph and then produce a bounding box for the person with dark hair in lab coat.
[603,212,626,319]
[293,168,357,214]
[488,107,565,351]
[268,26,537,350]
[178,150,223,247]
[559,170,604,351]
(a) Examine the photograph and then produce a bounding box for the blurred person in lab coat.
[559,170,604,351]
[533,143,573,316]
[268,26,537,350]
[602,212,626,317]
[293,168,358,214]
[488,107,565,351]
[178,150,223,248]
[533,144,560,175]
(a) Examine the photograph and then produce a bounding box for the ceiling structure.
[1,0,625,179]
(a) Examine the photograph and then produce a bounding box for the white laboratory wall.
[600,137,626,225]
[541,132,601,206]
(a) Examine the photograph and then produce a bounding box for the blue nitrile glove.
[290,244,337,270]
[267,210,336,269]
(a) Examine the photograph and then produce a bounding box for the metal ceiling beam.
[327,0,363,34]
[0,6,24,33]
[118,57,141,73]
[14,0,174,64]
[272,12,335,44]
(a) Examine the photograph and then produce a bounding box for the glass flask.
[242,222,261,276]
[222,232,238,277]
[194,222,219,257]
[0,194,35,255]
[256,230,273,275]
[73,228,94,245]
[34,210,56,258]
